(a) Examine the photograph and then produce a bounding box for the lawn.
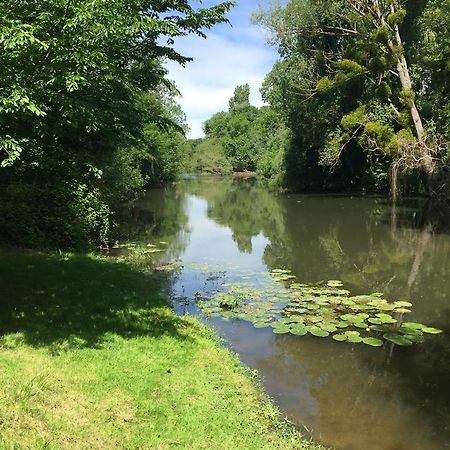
[0,250,323,450]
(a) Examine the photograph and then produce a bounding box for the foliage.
[183,138,233,174]
[199,84,289,178]
[0,0,233,249]
[253,0,449,196]
[200,268,443,347]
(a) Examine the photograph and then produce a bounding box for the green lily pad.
[394,301,413,308]
[345,331,363,343]
[383,333,413,346]
[354,322,368,329]
[327,280,343,287]
[375,313,397,324]
[273,325,291,334]
[362,337,383,347]
[307,326,329,338]
[378,303,396,311]
[254,322,271,329]
[402,322,424,330]
[278,317,295,325]
[290,325,308,336]
[370,324,388,332]
[356,313,369,320]
[306,304,320,311]
[394,308,412,314]
[422,327,443,335]
[320,323,338,333]
[332,334,348,342]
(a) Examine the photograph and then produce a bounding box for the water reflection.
[128,176,450,450]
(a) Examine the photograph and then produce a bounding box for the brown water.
[122,175,450,450]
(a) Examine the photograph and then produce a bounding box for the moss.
[399,87,416,108]
[371,25,390,44]
[334,59,366,75]
[369,56,389,73]
[341,105,367,130]
[316,76,334,93]
[387,9,407,27]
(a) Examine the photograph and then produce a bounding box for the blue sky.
[165,1,279,138]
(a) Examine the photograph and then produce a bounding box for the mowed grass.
[0,250,323,450]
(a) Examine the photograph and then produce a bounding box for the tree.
[0,0,234,248]
[255,0,449,197]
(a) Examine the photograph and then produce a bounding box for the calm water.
[122,176,450,450]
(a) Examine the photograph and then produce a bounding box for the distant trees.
[0,0,233,248]
[199,84,288,177]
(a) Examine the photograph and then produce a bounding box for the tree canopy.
[0,0,233,249]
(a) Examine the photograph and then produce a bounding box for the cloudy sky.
[165,1,279,138]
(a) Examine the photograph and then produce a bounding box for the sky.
[164,1,279,139]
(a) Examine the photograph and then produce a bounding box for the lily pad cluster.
[199,268,443,347]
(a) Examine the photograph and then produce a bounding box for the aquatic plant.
[198,268,443,347]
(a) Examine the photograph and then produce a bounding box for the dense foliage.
[0,0,232,249]
[188,84,288,182]
[196,1,448,198]
[253,0,449,196]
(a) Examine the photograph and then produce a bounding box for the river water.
[121,175,450,450]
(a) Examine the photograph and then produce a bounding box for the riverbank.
[0,249,323,450]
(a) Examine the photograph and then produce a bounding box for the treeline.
[0,0,232,250]
[184,84,289,185]
[195,0,449,197]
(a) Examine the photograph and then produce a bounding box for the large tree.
[0,0,233,248]
[255,0,449,197]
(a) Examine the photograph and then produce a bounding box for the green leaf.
[383,333,413,346]
[332,334,348,342]
[421,327,443,335]
[362,337,383,347]
[307,326,329,338]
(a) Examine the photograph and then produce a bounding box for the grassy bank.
[0,250,323,450]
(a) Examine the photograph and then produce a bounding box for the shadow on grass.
[0,250,191,351]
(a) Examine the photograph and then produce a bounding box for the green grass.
[0,249,324,450]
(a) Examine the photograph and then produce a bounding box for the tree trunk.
[389,7,436,192]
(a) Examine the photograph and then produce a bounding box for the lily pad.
[383,333,413,346]
[320,323,338,333]
[327,280,343,287]
[273,325,291,334]
[345,331,363,343]
[254,322,271,329]
[290,325,308,336]
[307,326,329,338]
[375,313,397,324]
[402,322,424,330]
[394,301,413,308]
[362,337,383,347]
[333,334,348,342]
[422,327,444,335]
[394,308,412,314]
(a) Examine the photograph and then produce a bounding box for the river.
[120,175,450,450]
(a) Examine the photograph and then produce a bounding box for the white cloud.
[164,15,278,138]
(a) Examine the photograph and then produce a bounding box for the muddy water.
[123,176,450,450]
